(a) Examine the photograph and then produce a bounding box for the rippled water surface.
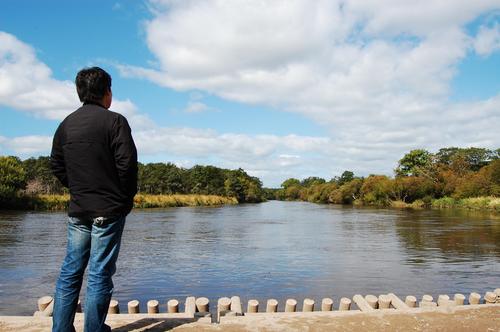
[1,201,499,315]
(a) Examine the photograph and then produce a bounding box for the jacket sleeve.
[50,124,69,187]
[111,115,138,200]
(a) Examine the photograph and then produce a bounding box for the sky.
[0,0,499,187]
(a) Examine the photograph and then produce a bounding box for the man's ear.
[103,89,112,109]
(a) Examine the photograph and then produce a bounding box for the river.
[0,201,499,315]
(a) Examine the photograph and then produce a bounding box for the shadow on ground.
[111,318,196,331]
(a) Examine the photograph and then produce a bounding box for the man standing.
[50,67,137,332]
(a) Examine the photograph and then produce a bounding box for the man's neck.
[83,101,107,109]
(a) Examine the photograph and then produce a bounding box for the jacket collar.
[83,101,107,109]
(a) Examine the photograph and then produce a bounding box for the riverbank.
[0,194,238,211]
[389,196,500,212]
[2,193,497,212]
[134,194,238,208]
[276,196,500,212]
[0,305,498,331]
[430,196,500,211]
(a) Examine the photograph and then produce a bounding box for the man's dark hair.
[75,67,112,104]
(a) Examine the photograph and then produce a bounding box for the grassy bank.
[0,194,238,211]
[133,194,237,208]
[279,195,499,212]
[431,196,500,212]
[389,199,426,209]
[387,196,500,212]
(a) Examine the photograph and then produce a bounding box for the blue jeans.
[52,215,126,332]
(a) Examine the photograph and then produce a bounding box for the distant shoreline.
[0,194,238,211]
[274,196,500,212]
[1,194,497,213]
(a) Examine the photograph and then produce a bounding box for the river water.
[0,201,499,315]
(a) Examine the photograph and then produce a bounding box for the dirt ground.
[1,305,499,332]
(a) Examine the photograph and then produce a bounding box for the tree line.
[1,146,498,209]
[273,147,499,207]
[0,156,265,206]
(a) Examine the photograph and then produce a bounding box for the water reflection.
[394,209,500,262]
[0,201,499,315]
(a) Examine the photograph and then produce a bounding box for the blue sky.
[0,0,499,186]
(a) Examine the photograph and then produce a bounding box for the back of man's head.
[75,67,112,104]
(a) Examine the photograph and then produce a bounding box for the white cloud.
[184,101,209,113]
[2,1,500,187]
[181,91,217,113]
[474,23,500,56]
[277,154,301,167]
[126,1,497,107]
[0,128,335,186]
[0,135,52,155]
[117,95,499,186]
[123,0,499,103]
[0,31,142,124]
[343,0,498,36]
[135,129,330,160]
[132,129,335,185]
[117,0,500,185]
[0,31,78,120]
[111,99,156,130]
[1,95,497,186]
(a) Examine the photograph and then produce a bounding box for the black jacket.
[50,103,138,217]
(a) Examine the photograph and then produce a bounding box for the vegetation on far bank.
[0,193,237,211]
[0,156,264,210]
[270,147,499,211]
[0,146,498,211]
[430,196,500,211]
[134,194,237,208]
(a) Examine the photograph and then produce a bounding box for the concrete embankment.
[1,304,499,331]
[2,291,499,331]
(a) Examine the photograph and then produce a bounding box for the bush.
[0,156,26,203]
[431,197,457,209]
[329,178,363,204]
[133,194,237,208]
[410,199,425,209]
[459,197,500,211]
[360,175,392,206]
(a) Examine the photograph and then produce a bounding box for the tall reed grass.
[30,194,70,210]
[388,196,499,211]
[133,194,237,208]
[390,199,426,209]
[431,196,499,211]
[3,194,237,211]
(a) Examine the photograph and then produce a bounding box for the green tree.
[303,182,337,203]
[188,165,226,195]
[453,159,500,198]
[329,178,363,204]
[457,147,496,171]
[262,188,279,200]
[160,163,187,194]
[224,168,264,202]
[390,176,433,202]
[436,147,497,171]
[337,170,355,186]
[285,185,301,200]
[242,178,264,203]
[395,149,432,177]
[138,162,187,194]
[360,175,392,206]
[300,176,326,187]
[281,178,300,189]
[224,172,246,202]
[0,156,26,200]
[23,156,64,194]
